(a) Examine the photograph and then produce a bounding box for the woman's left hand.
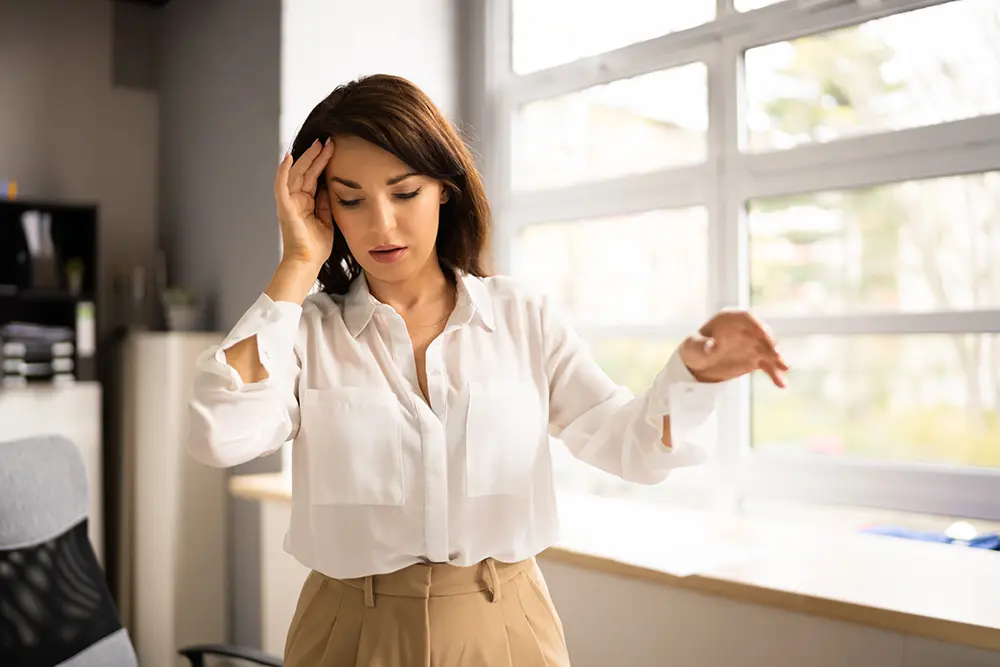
[679,309,789,388]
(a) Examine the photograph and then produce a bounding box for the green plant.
[162,286,196,306]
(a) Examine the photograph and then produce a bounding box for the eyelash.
[337,188,422,209]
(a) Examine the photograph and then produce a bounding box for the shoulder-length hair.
[289,74,492,294]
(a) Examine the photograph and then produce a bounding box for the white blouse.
[188,271,725,579]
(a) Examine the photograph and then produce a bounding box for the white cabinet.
[0,382,103,563]
[117,332,228,667]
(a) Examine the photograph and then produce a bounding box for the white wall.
[280,0,460,150]
[541,560,1000,667]
[0,0,159,331]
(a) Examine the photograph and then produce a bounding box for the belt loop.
[364,575,375,608]
[485,559,501,603]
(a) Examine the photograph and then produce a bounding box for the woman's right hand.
[274,138,336,270]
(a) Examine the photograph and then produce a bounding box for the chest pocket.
[300,387,404,506]
[465,380,545,498]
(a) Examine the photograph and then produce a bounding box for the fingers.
[302,139,334,195]
[274,152,293,209]
[774,353,790,372]
[287,138,326,193]
[760,358,787,389]
[315,188,334,227]
[723,310,785,370]
[704,309,775,347]
[754,341,788,388]
[690,309,790,386]
[741,311,777,349]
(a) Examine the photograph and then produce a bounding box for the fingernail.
[324,137,331,147]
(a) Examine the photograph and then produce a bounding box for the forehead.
[324,135,412,179]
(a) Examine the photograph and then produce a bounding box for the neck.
[365,259,453,315]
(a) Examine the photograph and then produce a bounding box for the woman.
[188,74,787,666]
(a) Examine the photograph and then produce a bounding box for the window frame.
[471,0,1000,520]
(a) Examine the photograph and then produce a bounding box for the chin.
[361,253,419,284]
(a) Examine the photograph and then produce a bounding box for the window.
[744,0,1000,151]
[515,208,709,326]
[512,65,709,190]
[483,0,1000,520]
[748,173,1000,314]
[752,333,1000,468]
[511,0,715,73]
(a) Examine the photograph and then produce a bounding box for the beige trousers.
[283,557,571,666]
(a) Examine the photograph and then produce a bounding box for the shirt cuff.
[196,293,303,391]
[649,347,727,452]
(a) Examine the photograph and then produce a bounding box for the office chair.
[0,434,281,666]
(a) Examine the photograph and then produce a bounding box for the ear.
[439,186,451,205]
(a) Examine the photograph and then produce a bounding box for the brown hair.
[290,74,492,295]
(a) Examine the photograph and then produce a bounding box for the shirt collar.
[343,270,495,338]
[452,271,495,333]
[343,272,378,338]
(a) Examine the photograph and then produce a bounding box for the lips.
[369,245,408,264]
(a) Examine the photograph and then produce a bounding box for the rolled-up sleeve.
[542,296,727,485]
[188,294,303,468]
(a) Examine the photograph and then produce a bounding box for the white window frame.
[470,0,1000,520]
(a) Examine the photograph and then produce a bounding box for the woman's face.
[323,135,448,285]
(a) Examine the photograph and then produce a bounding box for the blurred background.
[1,0,998,666]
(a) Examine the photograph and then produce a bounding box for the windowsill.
[229,473,1000,652]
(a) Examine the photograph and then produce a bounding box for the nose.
[370,196,396,234]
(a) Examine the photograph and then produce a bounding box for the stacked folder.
[0,322,76,386]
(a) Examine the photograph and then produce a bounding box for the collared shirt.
[188,271,724,579]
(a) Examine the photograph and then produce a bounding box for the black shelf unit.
[0,199,99,382]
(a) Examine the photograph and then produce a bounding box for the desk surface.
[230,473,1000,652]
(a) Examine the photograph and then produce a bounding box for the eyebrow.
[330,172,419,189]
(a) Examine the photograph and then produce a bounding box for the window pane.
[512,0,715,74]
[745,0,1000,151]
[515,208,708,326]
[512,65,708,191]
[749,172,1000,314]
[590,338,680,396]
[752,334,1000,468]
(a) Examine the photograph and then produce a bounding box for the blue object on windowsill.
[861,525,1000,550]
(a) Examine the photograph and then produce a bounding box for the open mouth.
[368,245,408,264]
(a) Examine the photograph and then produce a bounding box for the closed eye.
[335,188,421,208]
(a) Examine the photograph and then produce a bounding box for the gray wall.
[158,0,283,648]
[159,0,282,330]
[0,0,159,332]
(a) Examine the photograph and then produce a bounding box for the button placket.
[421,337,451,561]
[424,338,448,419]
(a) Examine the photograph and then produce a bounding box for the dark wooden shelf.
[0,288,95,303]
